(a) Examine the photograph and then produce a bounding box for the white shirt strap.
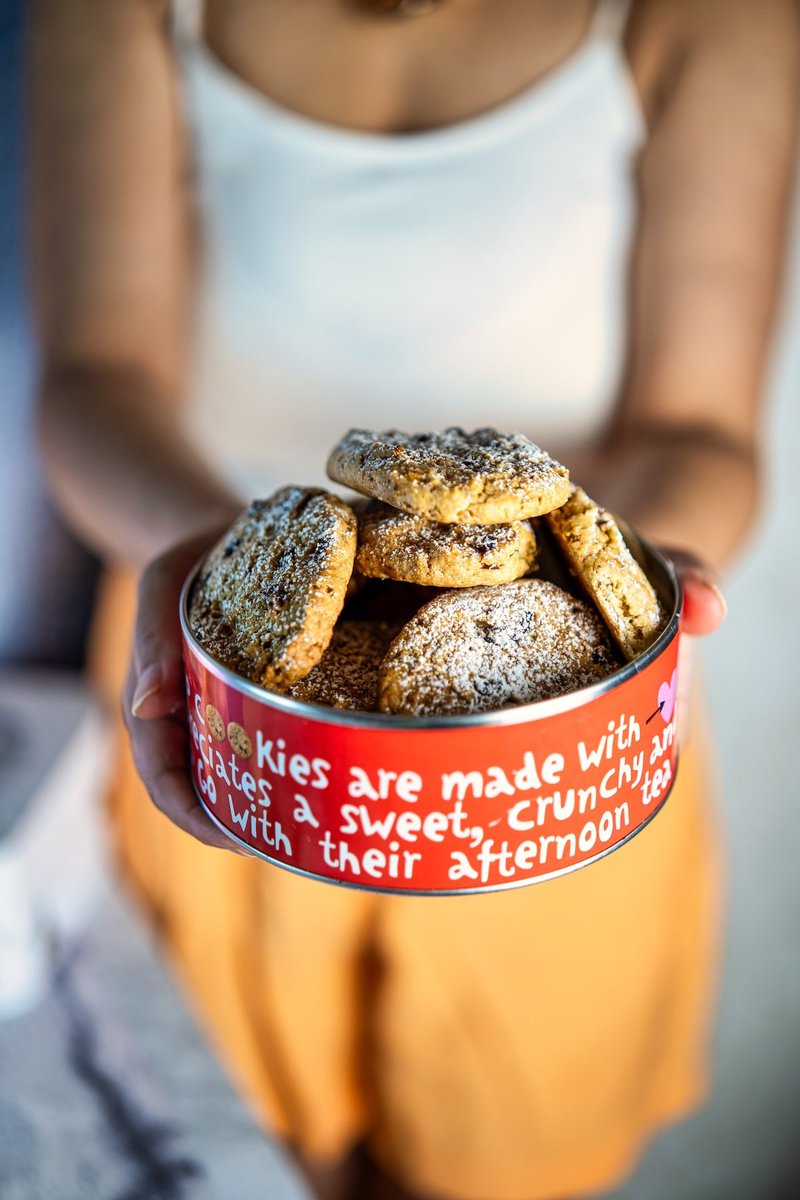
[171,0,203,42]
[588,0,634,44]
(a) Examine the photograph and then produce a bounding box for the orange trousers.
[93,570,722,1200]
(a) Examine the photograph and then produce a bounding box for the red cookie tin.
[180,540,682,895]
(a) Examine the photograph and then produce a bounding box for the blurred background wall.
[1,1,798,1195]
[0,0,99,668]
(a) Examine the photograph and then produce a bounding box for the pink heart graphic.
[658,670,678,725]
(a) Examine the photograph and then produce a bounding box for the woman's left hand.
[663,547,727,637]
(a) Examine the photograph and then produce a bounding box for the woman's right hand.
[122,532,244,851]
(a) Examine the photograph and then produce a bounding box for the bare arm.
[579,0,800,572]
[30,0,239,567]
[30,0,238,848]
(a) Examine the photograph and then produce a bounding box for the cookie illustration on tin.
[205,703,226,742]
[227,721,253,759]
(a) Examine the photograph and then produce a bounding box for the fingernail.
[132,664,162,716]
[705,579,728,620]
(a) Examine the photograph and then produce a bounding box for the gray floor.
[0,882,307,1200]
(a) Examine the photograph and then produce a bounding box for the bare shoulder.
[626,0,800,124]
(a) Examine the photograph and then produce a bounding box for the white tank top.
[175,0,644,497]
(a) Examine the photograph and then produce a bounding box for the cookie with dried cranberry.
[355,500,538,587]
[327,427,570,524]
[378,579,618,717]
[189,488,357,688]
[545,486,662,660]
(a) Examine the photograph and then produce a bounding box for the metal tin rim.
[196,760,678,896]
[180,533,682,731]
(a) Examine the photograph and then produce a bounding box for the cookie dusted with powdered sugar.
[327,428,570,524]
[545,486,663,661]
[378,580,619,717]
[285,619,402,712]
[355,500,538,587]
[189,488,357,688]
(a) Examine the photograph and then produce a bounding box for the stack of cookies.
[188,428,664,717]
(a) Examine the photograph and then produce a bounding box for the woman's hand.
[122,532,243,852]
[663,547,727,638]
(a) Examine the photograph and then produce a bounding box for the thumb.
[131,532,220,719]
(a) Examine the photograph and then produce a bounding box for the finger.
[132,536,213,720]
[132,560,190,718]
[129,709,242,851]
[123,657,168,737]
[681,575,727,637]
[663,547,728,638]
[130,658,186,721]
[122,659,137,734]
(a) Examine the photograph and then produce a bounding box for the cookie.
[545,486,662,661]
[378,580,619,717]
[205,704,226,742]
[189,488,357,688]
[227,721,253,759]
[286,620,402,712]
[355,500,538,587]
[327,428,570,524]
